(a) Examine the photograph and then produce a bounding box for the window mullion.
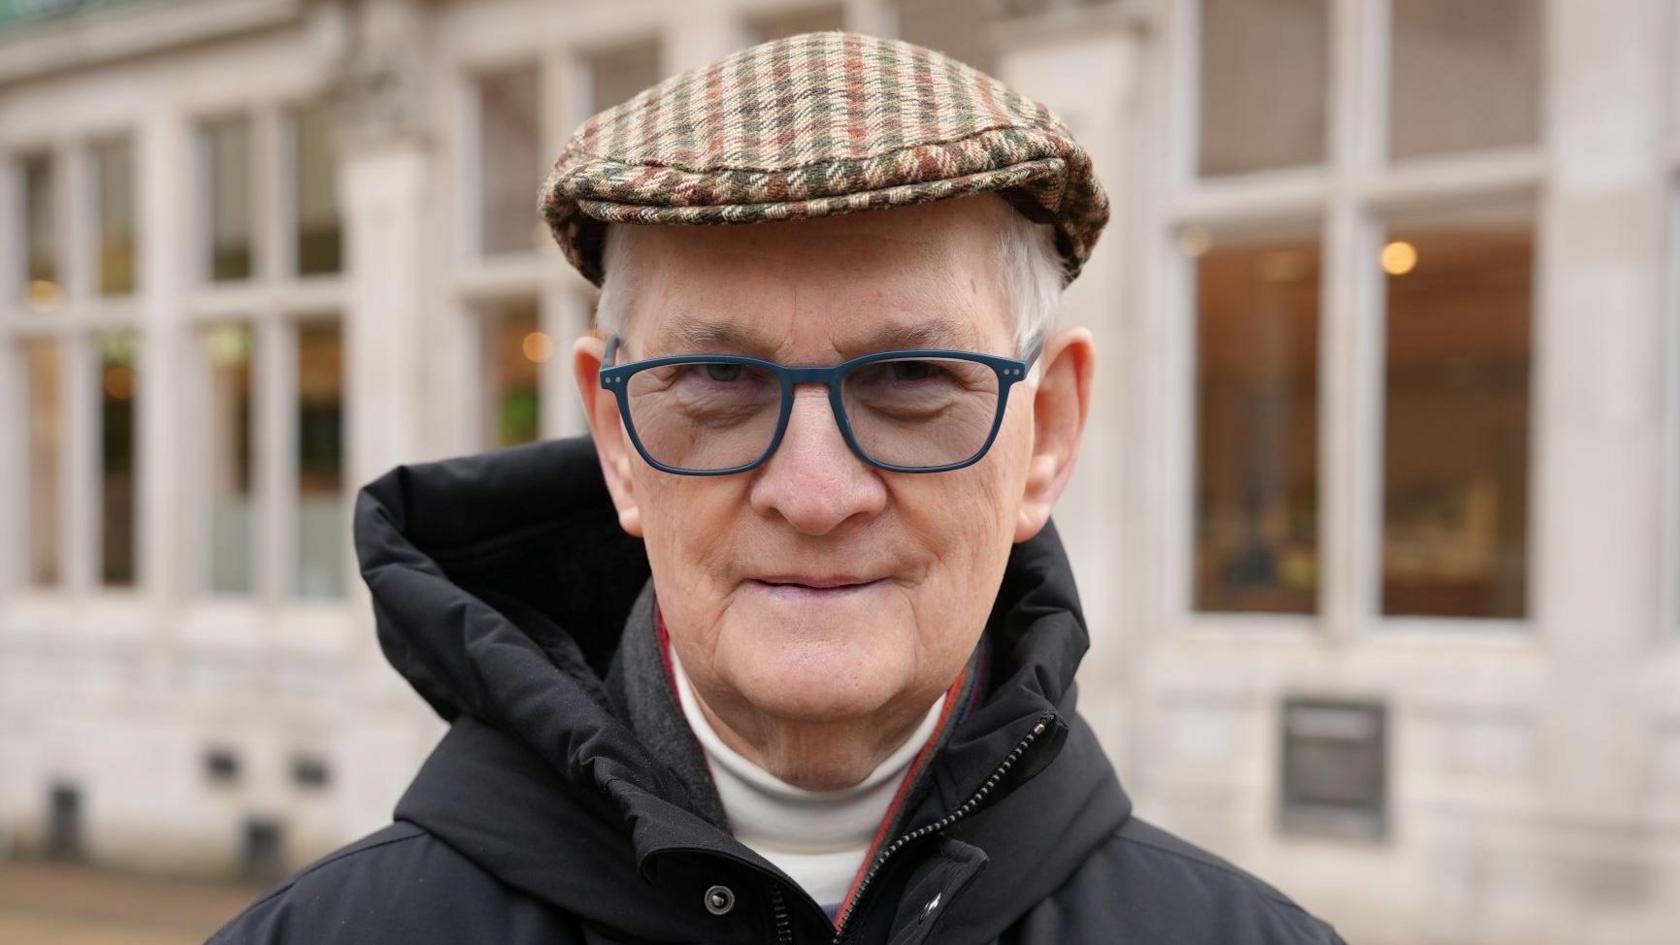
[1318,0,1387,637]
[540,284,587,439]
[255,313,293,608]
[64,327,97,595]
[253,106,285,289]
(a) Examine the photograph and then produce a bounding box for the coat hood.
[353,436,1131,943]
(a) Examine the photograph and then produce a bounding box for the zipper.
[769,881,794,944]
[830,712,1056,945]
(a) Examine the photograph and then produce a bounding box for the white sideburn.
[668,648,946,910]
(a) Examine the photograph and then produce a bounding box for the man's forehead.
[641,311,987,360]
[619,200,1012,358]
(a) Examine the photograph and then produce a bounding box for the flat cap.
[539,31,1108,287]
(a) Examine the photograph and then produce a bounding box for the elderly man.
[210,32,1343,945]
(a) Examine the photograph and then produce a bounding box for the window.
[295,320,345,599]
[242,817,284,877]
[293,102,342,276]
[477,64,543,257]
[1192,229,1320,613]
[477,298,545,449]
[22,339,64,587]
[22,153,58,311]
[1380,215,1533,618]
[97,330,139,587]
[203,746,241,785]
[200,323,256,595]
[9,138,144,596]
[203,116,254,282]
[1198,0,1329,176]
[1388,0,1541,160]
[1179,0,1542,625]
[1279,698,1387,839]
[92,137,136,296]
[47,782,83,860]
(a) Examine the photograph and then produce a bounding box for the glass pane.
[1199,0,1328,176]
[98,330,139,587]
[203,323,255,594]
[479,299,545,449]
[295,103,342,276]
[22,340,63,586]
[1390,0,1541,160]
[205,117,253,281]
[1381,223,1532,617]
[296,321,345,598]
[746,5,844,43]
[586,41,661,115]
[478,64,543,256]
[1192,232,1320,613]
[93,138,137,296]
[23,153,59,312]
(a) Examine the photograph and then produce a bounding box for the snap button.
[920,892,941,920]
[703,884,736,916]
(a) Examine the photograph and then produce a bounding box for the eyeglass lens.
[622,356,1002,471]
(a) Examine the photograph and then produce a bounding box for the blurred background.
[0,0,1675,942]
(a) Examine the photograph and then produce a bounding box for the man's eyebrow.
[648,317,779,357]
[643,314,986,359]
[843,319,983,355]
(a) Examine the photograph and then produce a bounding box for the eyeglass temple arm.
[603,334,622,369]
[1021,338,1046,377]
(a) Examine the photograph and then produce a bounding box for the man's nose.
[748,387,887,535]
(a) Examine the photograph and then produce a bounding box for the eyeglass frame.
[598,334,1042,476]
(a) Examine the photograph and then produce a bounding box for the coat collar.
[359,436,1130,941]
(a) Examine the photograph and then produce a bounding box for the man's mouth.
[749,575,884,596]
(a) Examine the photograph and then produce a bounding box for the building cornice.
[0,0,307,88]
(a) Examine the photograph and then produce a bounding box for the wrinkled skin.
[574,195,1094,790]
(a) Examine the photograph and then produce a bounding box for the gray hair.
[594,194,1065,358]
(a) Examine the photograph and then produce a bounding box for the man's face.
[578,196,1080,767]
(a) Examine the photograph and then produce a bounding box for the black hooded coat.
[207,436,1345,945]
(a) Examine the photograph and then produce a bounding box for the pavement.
[0,860,267,945]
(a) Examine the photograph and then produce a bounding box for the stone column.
[333,0,435,495]
[991,2,1147,764]
[1536,0,1669,844]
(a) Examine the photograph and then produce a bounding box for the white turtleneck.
[668,649,945,912]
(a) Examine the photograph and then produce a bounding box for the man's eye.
[889,360,936,382]
[703,363,744,383]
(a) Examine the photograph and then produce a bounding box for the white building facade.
[0,1,1677,943]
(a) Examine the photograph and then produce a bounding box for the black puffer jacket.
[208,436,1345,945]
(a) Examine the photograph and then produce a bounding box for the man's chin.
[724,652,907,724]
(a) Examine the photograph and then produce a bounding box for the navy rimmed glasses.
[599,335,1040,475]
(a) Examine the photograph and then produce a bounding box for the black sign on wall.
[1279,697,1388,840]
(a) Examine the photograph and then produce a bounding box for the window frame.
[1162,0,1547,637]
[2,133,148,603]
[183,99,351,605]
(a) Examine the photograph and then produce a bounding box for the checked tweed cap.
[539,31,1109,286]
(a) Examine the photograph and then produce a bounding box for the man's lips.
[749,574,885,592]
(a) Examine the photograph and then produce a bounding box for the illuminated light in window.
[103,365,135,401]
[27,279,60,312]
[1177,225,1214,258]
[205,322,252,366]
[521,330,554,364]
[1381,240,1418,276]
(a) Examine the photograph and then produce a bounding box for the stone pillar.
[1536,0,1670,835]
[326,0,452,839]
[333,0,435,495]
[991,3,1146,763]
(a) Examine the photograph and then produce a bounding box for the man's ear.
[1014,326,1095,543]
[573,333,643,537]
